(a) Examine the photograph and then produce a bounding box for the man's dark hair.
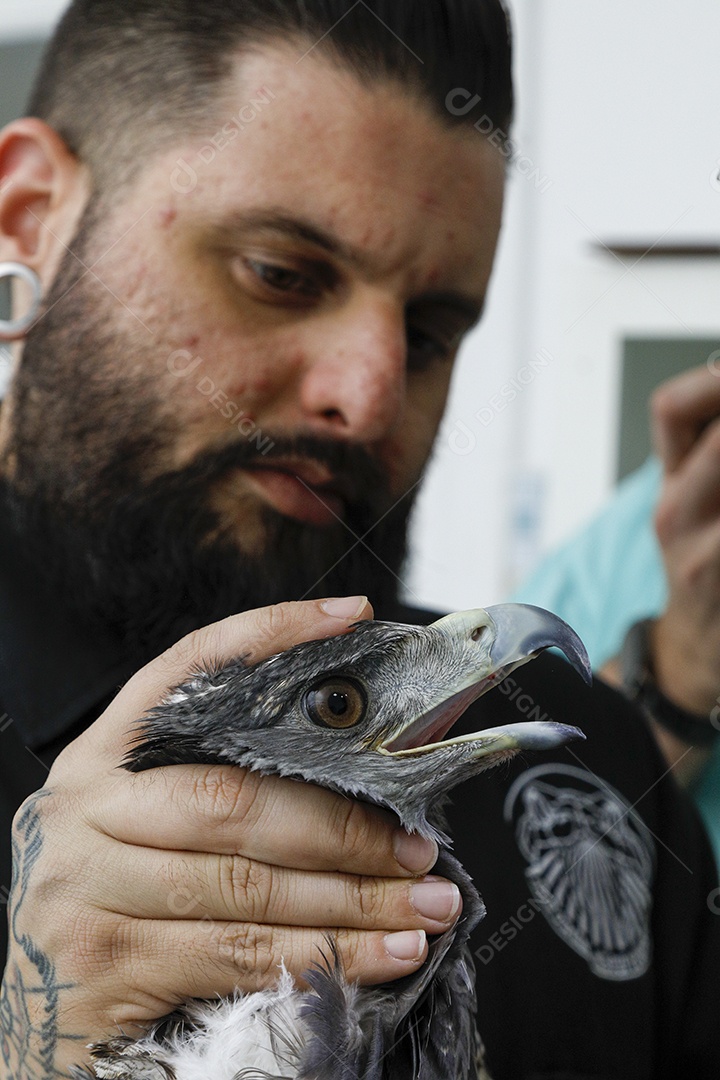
[28,0,513,192]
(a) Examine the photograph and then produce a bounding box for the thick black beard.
[2,436,412,660]
[3,200,415,661]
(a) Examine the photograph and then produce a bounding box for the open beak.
[381,604,590,758]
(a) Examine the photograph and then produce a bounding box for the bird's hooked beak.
[380,604,590,759]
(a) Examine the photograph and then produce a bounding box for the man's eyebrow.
[213,210,368,267]
[215,210,485,324]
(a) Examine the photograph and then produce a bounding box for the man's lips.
[241,460,346,526]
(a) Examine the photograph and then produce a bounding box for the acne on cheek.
[157,206,178,228]
[417,191,440,210]
[165,327,295,424]
[218,382,249,402]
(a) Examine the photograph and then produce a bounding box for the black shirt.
[1,523,718,1079]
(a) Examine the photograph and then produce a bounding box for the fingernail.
[394,830,438,874]
[384,930,426,962]
[410,880,461,923]
[321,596,368,620]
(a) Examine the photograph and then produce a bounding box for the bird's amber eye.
[303,677,367,729]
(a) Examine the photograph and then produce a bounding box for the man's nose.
[297,296,407,442]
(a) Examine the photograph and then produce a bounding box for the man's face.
[4,42,505,651]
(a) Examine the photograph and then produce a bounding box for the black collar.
[0,515,138,750]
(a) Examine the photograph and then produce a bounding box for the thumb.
[55,597,372,770]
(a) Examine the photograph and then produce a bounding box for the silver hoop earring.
[0,262,42,342]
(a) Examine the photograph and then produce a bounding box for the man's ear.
[0,118,90,287]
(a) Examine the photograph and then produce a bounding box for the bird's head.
[128,605,590,841]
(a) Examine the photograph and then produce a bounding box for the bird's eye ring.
[303,676,368,730]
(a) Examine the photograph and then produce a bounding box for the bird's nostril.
[471,627,487,643]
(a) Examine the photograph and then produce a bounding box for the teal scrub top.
[512,457,720,865]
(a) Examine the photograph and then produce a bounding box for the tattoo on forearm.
[1,791,85,1079]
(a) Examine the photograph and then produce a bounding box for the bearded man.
[0,3,717,1078]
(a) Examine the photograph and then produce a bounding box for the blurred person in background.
[515,363,720,861]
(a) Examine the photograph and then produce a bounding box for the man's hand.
[1,599,458,1079]
[651,365,720,717]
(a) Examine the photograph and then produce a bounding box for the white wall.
[2,1,68,40]
[406,0,720,613]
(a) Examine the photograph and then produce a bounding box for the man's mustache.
[157,432,390,511]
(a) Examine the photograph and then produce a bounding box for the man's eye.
[406,325,455,369]
[244,258,320,297]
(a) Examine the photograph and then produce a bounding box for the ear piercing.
[0,262,42,341]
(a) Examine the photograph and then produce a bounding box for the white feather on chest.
[93,969,312,1080]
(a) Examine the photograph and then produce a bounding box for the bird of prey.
[75,604,589,1080]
